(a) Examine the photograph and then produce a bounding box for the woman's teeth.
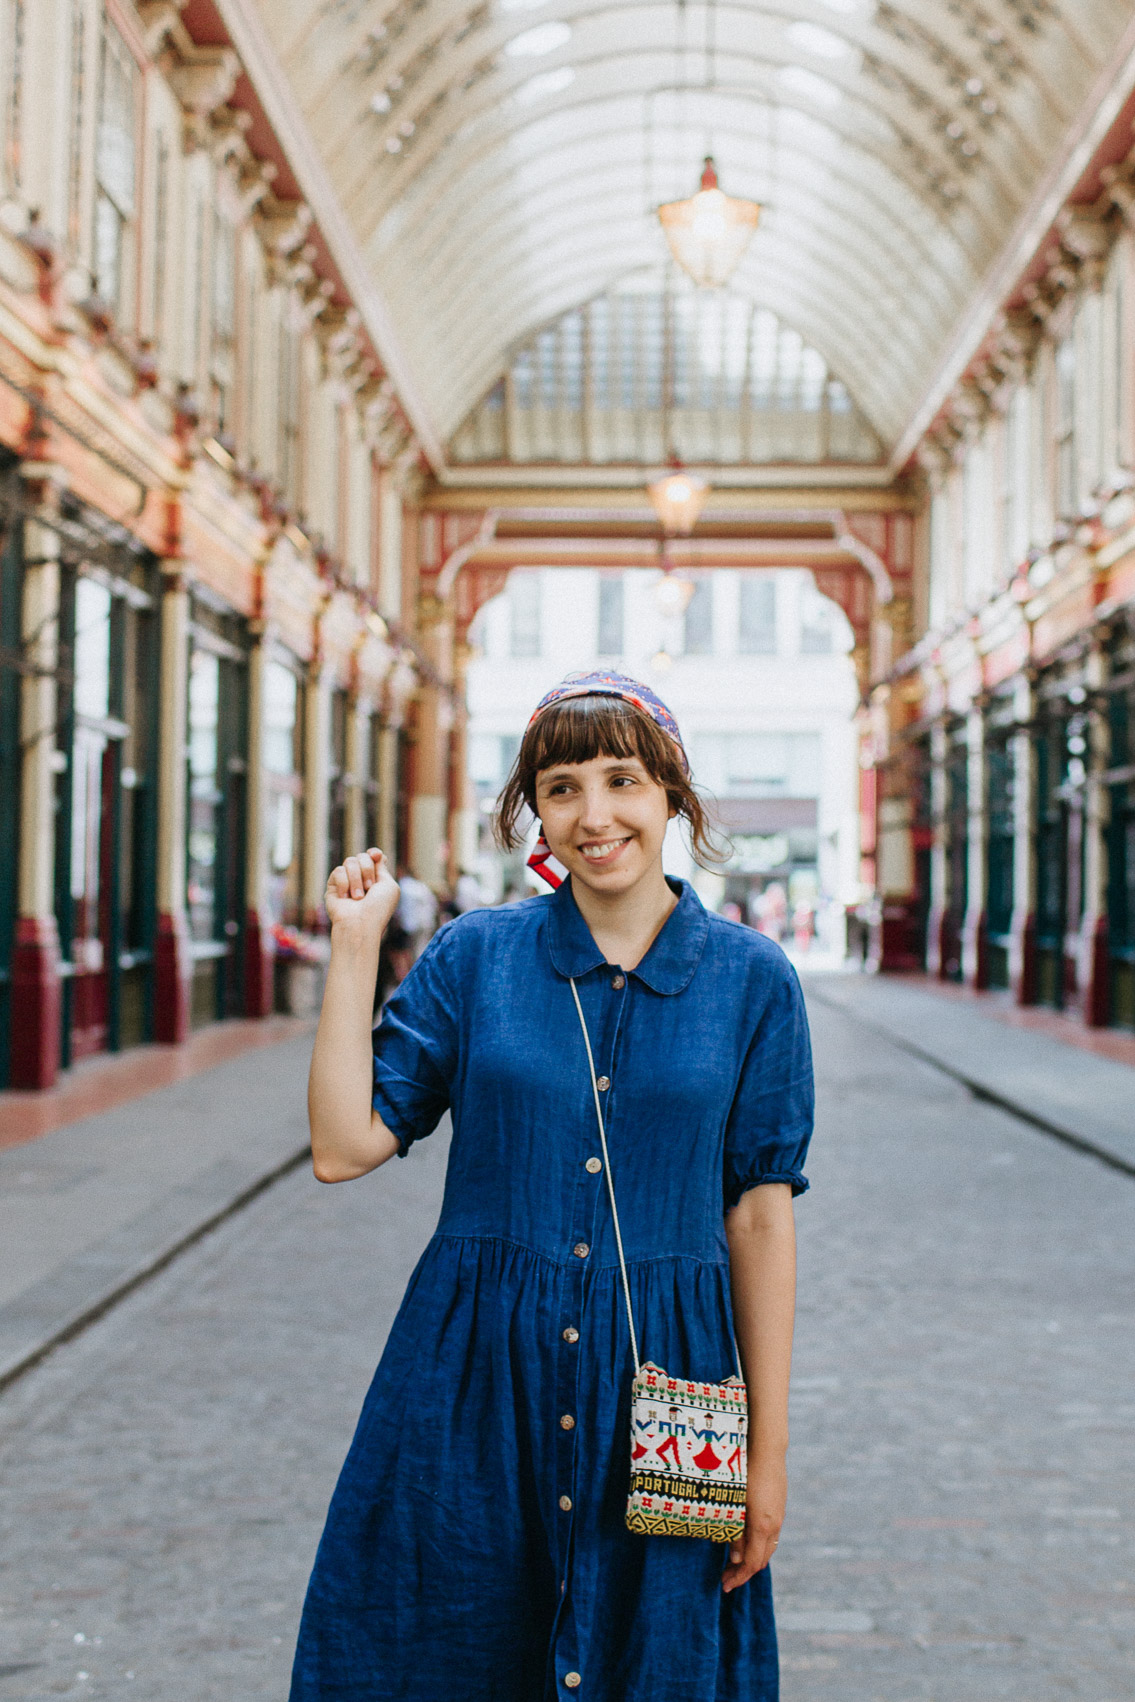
[581,839,628,860]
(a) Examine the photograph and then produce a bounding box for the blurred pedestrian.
[394,864,438,961]
[296,670,815,1702]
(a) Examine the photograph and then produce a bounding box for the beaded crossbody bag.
[569,980,748,1543]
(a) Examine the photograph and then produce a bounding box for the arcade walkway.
[0,985,1132,1699]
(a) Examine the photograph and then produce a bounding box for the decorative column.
[153,562,192,1043]
[343,695,366,856]
[302,663,331,931]
[1077,642,1110,1025]
[961,706,989,988]
[9,480,62,1087]
[242,633,274,1016]
[410,596,453,892]
[1009,674,1037,1004]
[447,637,477,887]
[925,719,949,977]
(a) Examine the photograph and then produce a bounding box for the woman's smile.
[579,835,633,863]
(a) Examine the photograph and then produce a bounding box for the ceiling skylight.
[778,64,843,107]
[786,21,854,60]
[505,21,571,56]
[513,65,575,103]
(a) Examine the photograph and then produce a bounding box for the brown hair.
[494,695,727,868]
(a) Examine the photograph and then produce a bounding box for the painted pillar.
[302,664,331,931]
[961,707,989,988]
[925,718,949,978]
[153,564,192,1043]
[1009,674,1037,1004]
[448,638,477,885]
[343,696,366,856]
[1078,642,1110,1025]
[410,598,453,892]
[9,499,62,1087]
[243,635,274,1017]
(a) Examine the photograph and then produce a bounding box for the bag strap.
[569,978,641,1375]
[569,975,745,1386]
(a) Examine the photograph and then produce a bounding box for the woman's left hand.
[721,1455,786,1592]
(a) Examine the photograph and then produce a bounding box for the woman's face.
[534,753,674,898]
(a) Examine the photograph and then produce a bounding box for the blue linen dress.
[291,878,814,1702]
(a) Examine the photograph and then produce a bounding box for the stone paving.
[0,989,1133,1699]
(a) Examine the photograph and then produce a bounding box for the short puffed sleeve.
[372,928,460,1154]
[722,957,814,1207]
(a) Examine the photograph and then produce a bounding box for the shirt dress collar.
[546,875,709,995]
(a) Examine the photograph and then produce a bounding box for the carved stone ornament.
[256,195,314,259]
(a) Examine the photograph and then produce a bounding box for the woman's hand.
[324,848,400,948]
[721,1453,786,1593]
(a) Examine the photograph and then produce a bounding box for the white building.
[466,567,860,955]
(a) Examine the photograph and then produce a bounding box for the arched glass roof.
[448,268,881,462]
[255,0,1135,456]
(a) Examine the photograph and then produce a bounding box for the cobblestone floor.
[0,993,1133,1700]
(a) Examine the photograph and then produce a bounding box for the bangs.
[520,696,660,774]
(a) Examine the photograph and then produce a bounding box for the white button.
[585,1157,602,1174]
[596,1076,610,1092]
[565,1675,581,1690]
[560,1413,575,1430]
[562,1326,579,1343]
[559,1494,572,1511]
[611,975,625,989]
[573,1242,589,1258]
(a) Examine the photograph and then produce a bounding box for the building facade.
[871,160,1135,1031]
[466,566,859,954]
[0,1,463,1088]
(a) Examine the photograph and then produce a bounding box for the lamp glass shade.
[654,572,696,618]
[648,470,709,534]
[658,158,760,289]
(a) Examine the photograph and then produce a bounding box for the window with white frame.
[1003,383,1031,572]
[509,571,542,657]
[683,575,713,655]
[1054,333,1078,520]
[738,575,776,654]
[596,574,623,657]
[211,207,238,442]
[93,22,137,316]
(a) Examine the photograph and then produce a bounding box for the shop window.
[186,603,249,1022]
[94,22,137,317]
[264,658,304,926]
[363,710,383,852]
[56,555,159,1064]
[799,580,837,654]
[1108,674,1135,1027]
[985,731,1014,990]
[738,576,776,654]
[683,576,713,655]
[327,688,349,875]
[596,574,623,657]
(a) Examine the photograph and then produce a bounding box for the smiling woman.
[296,668,815,1701]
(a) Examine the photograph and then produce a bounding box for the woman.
[292,671,814,1702]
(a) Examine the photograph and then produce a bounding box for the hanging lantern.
[657,157,760,289]
[654,568,696,618]
[647,465,709,534]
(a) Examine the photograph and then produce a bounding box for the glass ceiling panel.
[257,0,1135,457]
[448,268,883,464]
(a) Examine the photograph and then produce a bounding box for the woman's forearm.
[726,1182,797,1458]
[308,929,400,1182]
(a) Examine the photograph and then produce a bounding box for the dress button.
[585,1157,602,1174]
[560,1413,575,1430]
[611,975,625,989]
[565,1675,581,1690]
[559,1494,573,1511]
[596,1076,610,1092]
[562,1326,579,1343]
[573,1242,590,1258]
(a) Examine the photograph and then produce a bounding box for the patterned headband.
[525,671,688,891]
[526,671,689,772]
